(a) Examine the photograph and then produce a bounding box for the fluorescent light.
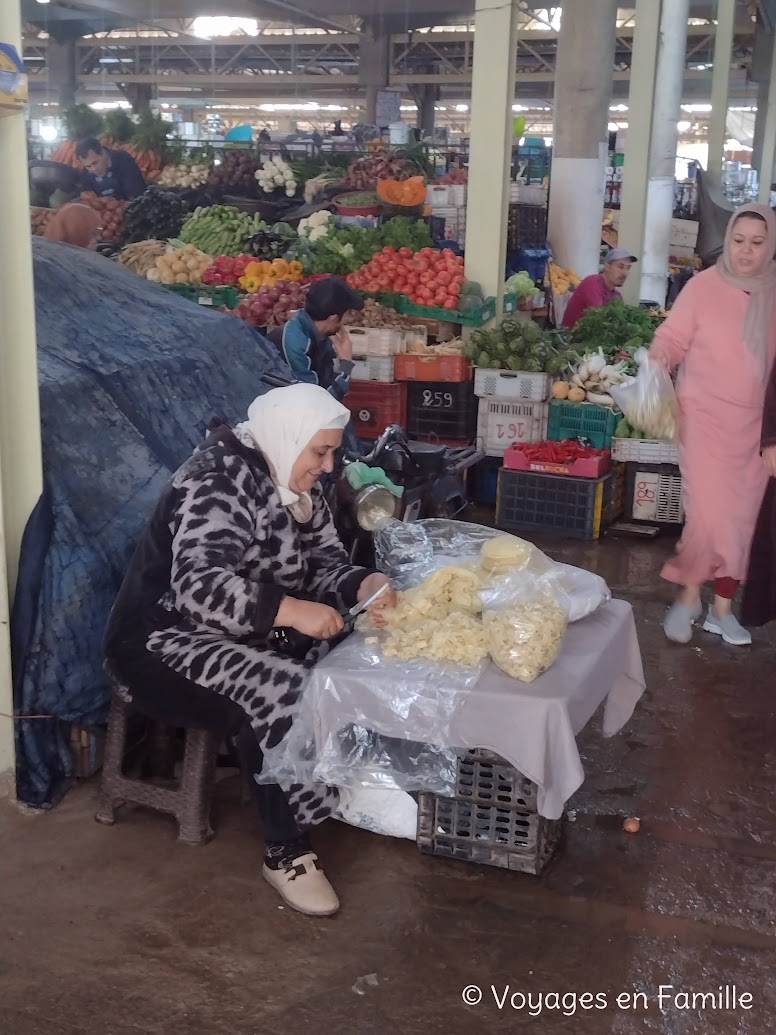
[36,0,51,5]
[455,104,469,112]
[40,125,58,142]
[677,120,692,132]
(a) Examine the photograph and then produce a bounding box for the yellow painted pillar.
[464,0,520,315]
[0,0,44,785]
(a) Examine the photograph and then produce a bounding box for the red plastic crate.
[504,442,611,479]
[345,380,407,437]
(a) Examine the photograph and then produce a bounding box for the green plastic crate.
[547,401,619,449]
[162,283,240,309]
[396,295,497,327]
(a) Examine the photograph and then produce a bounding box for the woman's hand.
[357,573,397,628]
[763,445,776,479]
[275,597,344,640]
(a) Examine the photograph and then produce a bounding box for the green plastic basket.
[547,401,620,449]
[396,295,497,327]
[162,283,241,309]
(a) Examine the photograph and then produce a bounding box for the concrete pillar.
[618,0,661,305]
[47,39,78,109]
[547,0,619,278]
[414,84,438,139]
[119,83,154,115]
[707,0,736,183]
[359,26,391,126]
[640,0,690,306]
[0,0,44,787]
[752,77,769,177]
[757,31,776,202]
[464,0,520,313]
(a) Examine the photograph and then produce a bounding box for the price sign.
[632,470,659,521]
[422,390,455,410]
[495,420,530,442]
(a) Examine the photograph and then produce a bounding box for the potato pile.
[348,299,417,330]
[147,244,213,285]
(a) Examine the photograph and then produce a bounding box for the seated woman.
[103,383,395,917]
[42,202,101,249]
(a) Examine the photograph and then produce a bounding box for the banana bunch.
[179,205,265,258]
[118,239,168,276]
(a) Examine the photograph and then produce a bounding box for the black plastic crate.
[416,748,562,875]
[624,461,684,525]
[496,468,617,540]
[507,203,548,250]
[471,457,501,505]
[407,381,477,440]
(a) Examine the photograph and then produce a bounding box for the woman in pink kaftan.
[650,203,776,646]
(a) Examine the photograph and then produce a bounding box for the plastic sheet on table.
[258,630,485,795]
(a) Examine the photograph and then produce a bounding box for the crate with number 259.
[406,381,478,440]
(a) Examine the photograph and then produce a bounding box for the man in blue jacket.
[76,137,146,200]
[272,277,364,402]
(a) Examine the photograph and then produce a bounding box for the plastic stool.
[95,692,219,845]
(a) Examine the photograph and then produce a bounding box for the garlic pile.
[255,157,298,197]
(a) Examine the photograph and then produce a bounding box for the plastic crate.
[476,398,548,457]
[496,469,617,540]
[416,749,562,875]
[504,443,611,479]
[351,356,395,382]
[624,462,685,525]
[348,326,408,357]
[397,295,497,327]
[547,401,620,449]
[506,247,551,286]
[407,381,477,440]
[471,457,501,505]
[474,368,550,402]
[507,204,548,250]
[611,437,680,466]
[345,381,407,437]
[395,354,472,382]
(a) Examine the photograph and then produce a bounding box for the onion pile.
[235,280,307,329]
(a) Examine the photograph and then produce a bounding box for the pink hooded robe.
[650,241,776,587]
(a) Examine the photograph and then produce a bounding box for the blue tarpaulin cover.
[12,237,288,807]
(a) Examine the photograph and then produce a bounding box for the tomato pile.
[345,246,465,311]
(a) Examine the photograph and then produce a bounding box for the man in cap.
[562,247,637,329]
[269,276,364,401]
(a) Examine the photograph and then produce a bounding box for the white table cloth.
[307,599,646,819]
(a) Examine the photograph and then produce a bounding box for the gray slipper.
[663,600,702,644]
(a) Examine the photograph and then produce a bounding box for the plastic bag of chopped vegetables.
[482,574,570,683]
[610,348,679,443]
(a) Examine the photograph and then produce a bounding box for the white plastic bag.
[482,575,570,683]
[610,348,679,443]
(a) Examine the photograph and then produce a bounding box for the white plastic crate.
[349,326,407,357]
[448,184,467,207]
[626,464,685,524]
[351,356,395,382]
[611,437,680,466]
[427,185,452,207]
[476,398,548,457]
[474,368,551,402]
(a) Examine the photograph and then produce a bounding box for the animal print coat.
[104,422,375,829]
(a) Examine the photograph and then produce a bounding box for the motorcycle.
[261,372,485,566]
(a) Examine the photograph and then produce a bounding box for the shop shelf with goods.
[547,401,620,450]
[623,462,685,526]
[496,467,623,541]
[476,398,549,457]
[417,749,561,875]
[406,381,478,441]
[345,381,408,439]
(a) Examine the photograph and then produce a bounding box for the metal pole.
[618,0,662,304]
[464,0,520,314]
[758,31,776,203]
[641,0,691,305]
[0,0,44,786]
[707,0,736,183]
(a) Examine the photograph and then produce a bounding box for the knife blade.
[345,580,391,620]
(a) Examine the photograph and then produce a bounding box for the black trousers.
[109,645,301,843]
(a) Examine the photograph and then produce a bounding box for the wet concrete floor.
[1,535,776,1035]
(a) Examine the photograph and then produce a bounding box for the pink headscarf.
[43,203,101,250]
[716,202,776,380]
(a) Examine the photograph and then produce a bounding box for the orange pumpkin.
[377,176,427,207]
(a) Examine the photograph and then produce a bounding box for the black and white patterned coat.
[104,423,374,829]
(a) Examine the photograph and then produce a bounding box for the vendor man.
[76,137,146,201]
[562,247,637,329]
[270,277,364,402]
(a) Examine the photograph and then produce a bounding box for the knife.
[343,581,391,621]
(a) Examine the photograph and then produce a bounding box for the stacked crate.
[427,184,467,247]
[346,326,413,438]
[396,351,477,447]
[611,437,684,525]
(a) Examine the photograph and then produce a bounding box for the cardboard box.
[0,44,26,115]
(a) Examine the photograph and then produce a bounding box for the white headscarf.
[235,383,350,522]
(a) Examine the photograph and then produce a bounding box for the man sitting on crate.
[268,277,364,402]
[562,247,637,329]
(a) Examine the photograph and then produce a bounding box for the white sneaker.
[702,610,752,646]
[262,852,340,916]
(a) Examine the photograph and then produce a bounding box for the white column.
[464,0,520,313]
[547,0,619,278]
[0,0,42,787]
[758,31,776,203]
[618,0,661,304]
[707,0,736,184]
[640,0,691,305]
